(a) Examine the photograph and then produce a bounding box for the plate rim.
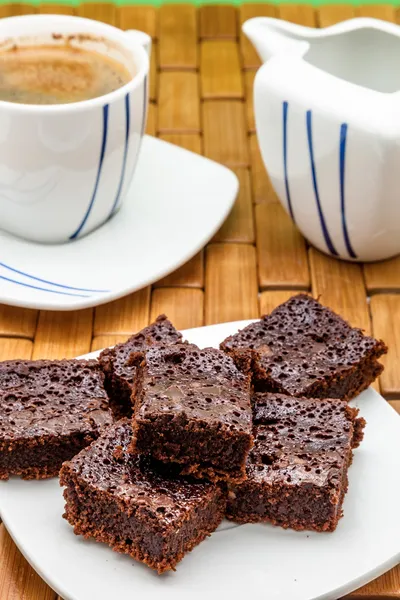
[0,507,399,600]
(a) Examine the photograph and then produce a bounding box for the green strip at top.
[3,0,400,8]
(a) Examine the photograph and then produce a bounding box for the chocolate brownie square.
[130,343,253,483]
[99,315,182,418]
[60,420,226,574]
[0,359,112,480]
[226,392,365,531]
[221,294,387,401]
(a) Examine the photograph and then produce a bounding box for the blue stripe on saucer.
[0,275,90,297]
[0,262,109,293]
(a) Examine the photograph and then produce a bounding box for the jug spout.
[242,17,310,62]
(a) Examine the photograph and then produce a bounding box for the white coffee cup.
[0,14,150,243]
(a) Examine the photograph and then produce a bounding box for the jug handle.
[242,17,309,62]
[124,29,152,59]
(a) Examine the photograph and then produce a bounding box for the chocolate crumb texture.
[130,343,253,483]
[60,420,226,574]
[227,392,365,532]
[221,294,387,401]
[0,359,112,480]
[98,314,182,419]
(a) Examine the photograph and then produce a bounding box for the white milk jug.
[244,17,400,262]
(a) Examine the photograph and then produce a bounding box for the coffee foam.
[0,34,134,105]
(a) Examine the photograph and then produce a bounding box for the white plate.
[0,136,237,311]
[0,320,399,600]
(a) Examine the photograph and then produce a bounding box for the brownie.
[130,343,253,483]
[60,420,226,574]
[221,294,387,401]
[98,315,182,419]
[226,392,365,531]
[0,359,112,480]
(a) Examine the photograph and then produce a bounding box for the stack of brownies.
[0,295,388,574]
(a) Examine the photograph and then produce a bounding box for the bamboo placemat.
[0,3,399,598]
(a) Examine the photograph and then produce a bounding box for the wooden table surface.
[0,2,399,598]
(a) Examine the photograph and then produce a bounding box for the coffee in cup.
[0,15,150,243]
[0,43,132,105]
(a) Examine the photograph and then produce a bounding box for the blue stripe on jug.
[339,124,357,259]
[282,101,295,222]
[306,110,339,257]
[283,102,358,259]
[0,262,109,294]
[69,104,110,240]
[108,93,131,218]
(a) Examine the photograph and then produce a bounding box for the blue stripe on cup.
[339,124,357,259]
[108,93,131,218]
[306,110,339,257]
[69,104,109,240]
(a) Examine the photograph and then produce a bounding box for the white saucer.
[0,136,238,311]
[0,320,399,600]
